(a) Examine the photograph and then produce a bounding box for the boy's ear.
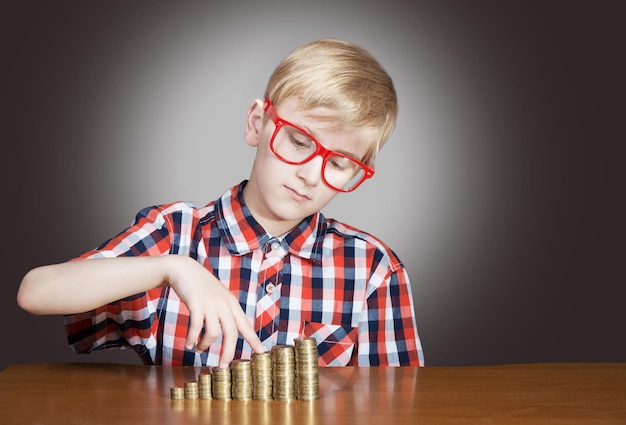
[245,98,265,147]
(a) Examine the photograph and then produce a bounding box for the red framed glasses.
[263,98,375,192]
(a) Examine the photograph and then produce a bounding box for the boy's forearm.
[17,255,182,315]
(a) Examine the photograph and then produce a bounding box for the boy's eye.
[288,129,314,149]
[328,155,354,171]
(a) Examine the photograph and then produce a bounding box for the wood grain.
[1,363,624,424]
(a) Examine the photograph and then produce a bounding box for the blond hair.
[264,39,397,164]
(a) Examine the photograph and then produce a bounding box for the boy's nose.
[295,155,324,187]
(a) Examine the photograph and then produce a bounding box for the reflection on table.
[1,362,625,424]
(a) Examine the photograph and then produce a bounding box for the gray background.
[2,0,624,369]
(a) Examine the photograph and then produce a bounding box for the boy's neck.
[241,183,301,238]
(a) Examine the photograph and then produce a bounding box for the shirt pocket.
[302,321,358,367]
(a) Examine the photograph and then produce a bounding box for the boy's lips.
[285,186,310,202]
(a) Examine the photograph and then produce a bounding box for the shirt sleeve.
[63,202,195,363]
[357,254,425,367]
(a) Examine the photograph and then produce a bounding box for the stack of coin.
[271,345,296,401]
[231,360,253,401]
[211,367,232,400]
[294,337,320,400]
[183,381,199,399]
[251,351,273,400]
[198,373,212,400]
[170,386,185,400]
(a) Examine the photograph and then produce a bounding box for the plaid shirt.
[65,182,424,367]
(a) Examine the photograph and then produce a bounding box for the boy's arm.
[17,255,264,368]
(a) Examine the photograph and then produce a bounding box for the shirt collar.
[215,181,325,263]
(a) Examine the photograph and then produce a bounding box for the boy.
[17,39,424,368]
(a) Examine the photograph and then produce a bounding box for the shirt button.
[271,241,281,251]
[266,283,275,294]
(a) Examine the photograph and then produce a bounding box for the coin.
[251,352,273,400]
[170,386,185,400]
[184,381,199,399]
[272,345,296,401]
[231,360,253,401]
[211,367,232,400]
[198,372,212,400]
[294,337,320,400]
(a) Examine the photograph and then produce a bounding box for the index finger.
[233,308,265,354]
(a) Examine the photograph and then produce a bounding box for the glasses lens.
[323,155,366,191]
[272,124,367,192]
[273,125,317,163]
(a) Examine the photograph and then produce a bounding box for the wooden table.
[1,363,624,424]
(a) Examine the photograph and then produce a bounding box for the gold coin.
[170,386,185,400]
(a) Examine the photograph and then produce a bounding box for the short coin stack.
[251,351,273,400]
[183,381,199,400]
[271,345,297,401]
[211,367,232,400]
[294,337,320,400]
[170,386,185,400]
[231,360,252,401]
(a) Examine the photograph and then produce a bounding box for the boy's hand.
[164,255,265,369]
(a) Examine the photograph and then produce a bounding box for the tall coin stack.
[251,352,273,400]
[271,345,297,401]
[211,367,232,400]
[198,373,212,399]
[294,337,320,400]
[231,360,253,401]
